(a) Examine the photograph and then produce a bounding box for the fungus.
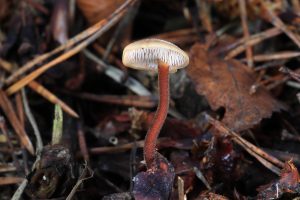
[122,38,189,168]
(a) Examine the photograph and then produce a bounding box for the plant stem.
[144,62,169,168]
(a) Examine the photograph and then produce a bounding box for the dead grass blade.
[0,91,34,154]
[28,81,79,118]
[5,0,137,95]
[0,177,25,185]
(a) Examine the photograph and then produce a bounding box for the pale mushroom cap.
[122,38,189,73]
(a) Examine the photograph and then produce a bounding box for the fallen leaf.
[187,43,285,131]
[76,0,125,25]
[76,0,131,48]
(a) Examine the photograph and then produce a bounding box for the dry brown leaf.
[76,0,125,25]
[187,43,285,131]
[76,0,130,47]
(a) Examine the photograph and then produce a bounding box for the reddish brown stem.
[144,62,169,169]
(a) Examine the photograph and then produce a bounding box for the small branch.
[206,115,285,173]
[5,0,138,95]
[242,51,300,62]
[261,0,300,48]
[77,124,89,162]
[238,0,253,67]
[224,27,282,59]
[21,89,43,156]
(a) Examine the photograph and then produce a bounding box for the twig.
[263,148,300,166]
[5,0,138,95]
[77,124,89,162]
[89,140,145,154]
[11,179,28,200]
[279,67,300,83]
[27,81,79,118]
[0,59,78,118]
[224,27,282,59]
[15,93,25,127]
[206,115,285,171]
[0,91,34,154]
[0,118,21,170]
[66,163,93,200]
[238,0,253,67]
[286,81,300,89]
[0,164,16,173]
[264,68,300,90]
[196,0,213,33]
[242,51,300,62]
[69,92,156,108]
[241,145,281,175]
[4,0,136,86]
[261,0,300,48]
[193,167,211,190]
[281,130,300,142]
[102,0,139,61]
[254,60,285,71]
[21,89,43,156]
[88,138,174,155]
[0,177,24,185]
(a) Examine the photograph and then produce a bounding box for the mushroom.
[122,38,189,169]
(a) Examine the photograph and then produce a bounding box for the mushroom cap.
[122,38,189,73]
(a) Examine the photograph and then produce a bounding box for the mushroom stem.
[144,61,169,168]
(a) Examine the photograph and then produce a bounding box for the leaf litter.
[0,0,300,199]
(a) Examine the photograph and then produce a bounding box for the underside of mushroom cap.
[122,39,189,73]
